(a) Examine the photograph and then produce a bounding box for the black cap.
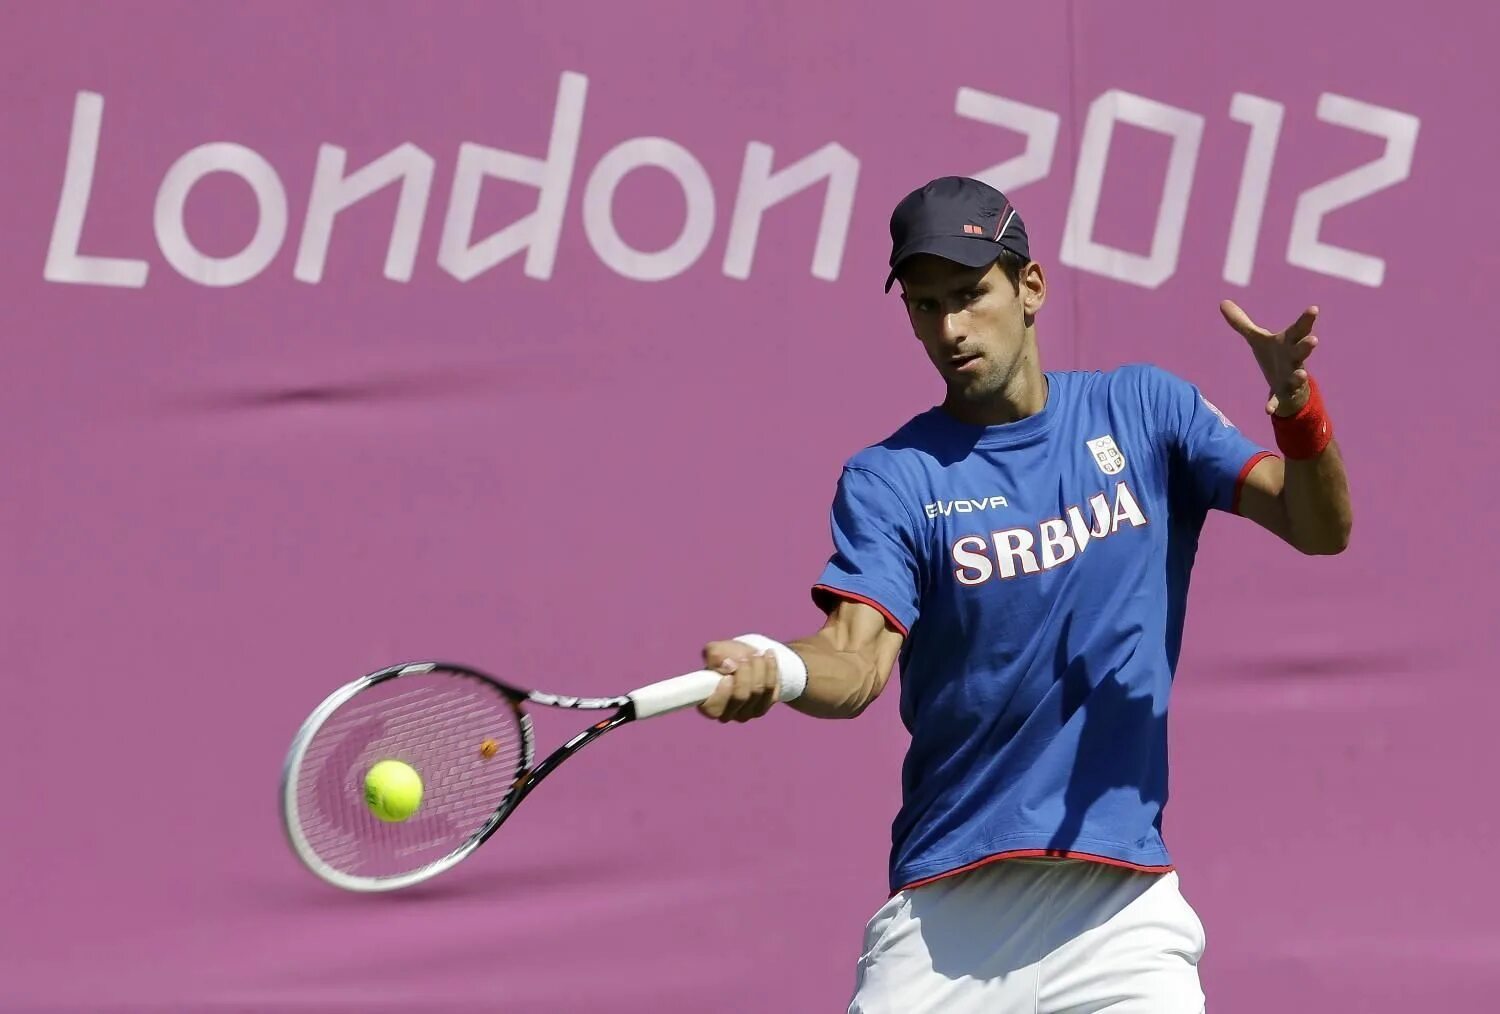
[885,176,1029,292]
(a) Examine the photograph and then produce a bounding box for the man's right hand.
[697,639,782,723]
[695,602,905,722]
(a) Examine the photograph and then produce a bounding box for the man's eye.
[915,300,938,314]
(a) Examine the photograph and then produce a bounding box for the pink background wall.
[4,2,1497,1010]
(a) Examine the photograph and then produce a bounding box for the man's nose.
[940,310,967,345]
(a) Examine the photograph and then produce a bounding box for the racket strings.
[294,673,526,880]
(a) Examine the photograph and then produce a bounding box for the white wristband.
[732,633,808,702]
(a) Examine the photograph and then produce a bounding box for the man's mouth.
[949,353,982,372]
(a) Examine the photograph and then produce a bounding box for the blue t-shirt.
[812,365,1271,893]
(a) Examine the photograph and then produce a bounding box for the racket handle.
[629,633,808,720]
[628,669,723,720]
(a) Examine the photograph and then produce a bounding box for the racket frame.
[280,661,635,893]
[281,639,800,892]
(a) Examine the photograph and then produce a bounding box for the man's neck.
[942,359,1048,426]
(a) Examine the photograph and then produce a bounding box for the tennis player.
[697,176,1352,1013]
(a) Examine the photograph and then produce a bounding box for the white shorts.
[849,859,1207,1014]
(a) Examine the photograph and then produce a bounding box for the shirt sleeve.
[1148,367,1274,514]
[810,465,921,636]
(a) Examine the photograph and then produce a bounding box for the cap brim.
[884,235,1011,292]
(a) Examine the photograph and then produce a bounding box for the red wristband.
[1270,375,1333,459]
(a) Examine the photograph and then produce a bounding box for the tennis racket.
[280,634,803,892]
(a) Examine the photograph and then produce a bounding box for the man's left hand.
[1219,300,1320,417]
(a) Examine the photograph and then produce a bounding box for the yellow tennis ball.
[364,760,423,822]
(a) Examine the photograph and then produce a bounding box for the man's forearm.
[1282,439,1352,555]
[697,602,900,723]
[786,628,886,719]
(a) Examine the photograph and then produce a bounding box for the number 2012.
[957,87,1420,289]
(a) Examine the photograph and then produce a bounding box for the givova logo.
[924,495,1009,519]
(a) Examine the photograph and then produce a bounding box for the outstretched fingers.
[1219,299,1267,340]
[1285,305,1319,342]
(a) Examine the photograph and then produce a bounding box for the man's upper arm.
[1235,442,1351,554]
[1233,453,1296,545]
[802,461,918,708]
[815,597,905,699]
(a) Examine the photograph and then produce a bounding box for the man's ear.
[1022,261,1045,310]
[1021,261,1046,326]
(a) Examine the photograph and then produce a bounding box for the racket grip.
[629,633,808,720]
[628,669,723,720]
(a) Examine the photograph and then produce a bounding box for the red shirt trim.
[895,848,1175,895]
[810,584,910,637]
[1232,450,1276,515]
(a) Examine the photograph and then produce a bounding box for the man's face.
[897,254,1043,404]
